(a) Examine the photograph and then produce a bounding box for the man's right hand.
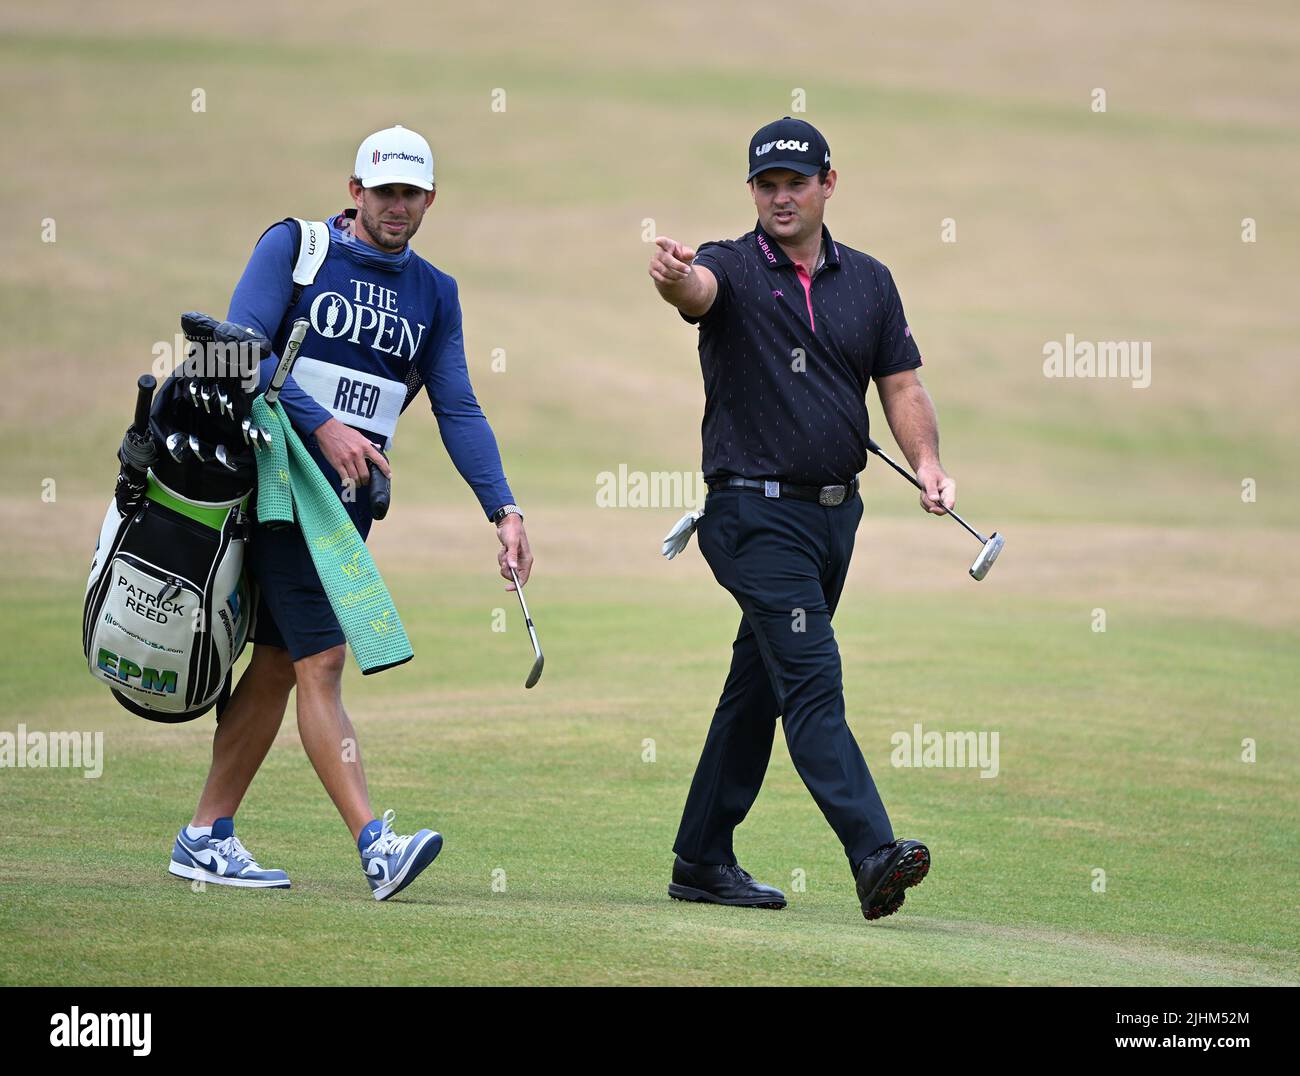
[649,235,716,317]
[649,236,696,283]
[313,417,391,487]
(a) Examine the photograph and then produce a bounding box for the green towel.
[251,396,413,674]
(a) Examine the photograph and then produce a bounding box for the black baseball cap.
[747,117,831,181]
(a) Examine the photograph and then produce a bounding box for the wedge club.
[866,437,1004,581]
[509,567,543,688]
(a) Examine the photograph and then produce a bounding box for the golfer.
[649,117,943,920]
[167,125,532,900]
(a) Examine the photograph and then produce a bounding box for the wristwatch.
[491,503,523,526]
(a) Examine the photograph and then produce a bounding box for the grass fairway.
[2,568,1296,986]
[1,2,1298,986]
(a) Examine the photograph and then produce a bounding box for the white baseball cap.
[354,125,435,190]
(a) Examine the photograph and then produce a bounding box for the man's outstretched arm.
[648,235,717,317]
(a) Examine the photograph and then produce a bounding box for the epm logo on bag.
[95,649,179,696]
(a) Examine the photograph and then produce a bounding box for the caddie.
[167,125,532,900]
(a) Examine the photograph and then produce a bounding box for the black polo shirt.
[682,221,923,487]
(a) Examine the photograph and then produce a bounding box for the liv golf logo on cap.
[355,125,435,190]
[747,117,831,180]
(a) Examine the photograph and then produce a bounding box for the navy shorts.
[246,521,350,661]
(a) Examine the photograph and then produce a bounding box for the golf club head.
[187,434,206,462]
[524,651,544,689]
[216,388,230,417]
[969,532,1004,581]
[200,384,212,413]
[165,431,186,463]
[240,417,253,445]
[215,444,238,472]
[188,381,200,408]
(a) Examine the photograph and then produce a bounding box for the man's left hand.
[496,516,533,590]
[915,462,956,516]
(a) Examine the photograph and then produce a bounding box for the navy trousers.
[673,487,894,870]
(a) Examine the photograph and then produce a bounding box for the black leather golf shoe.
[668,857,787,909]
[855,839,930,921]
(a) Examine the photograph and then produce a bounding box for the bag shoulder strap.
[288,218,330,305]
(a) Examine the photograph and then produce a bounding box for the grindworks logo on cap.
[355,125,435,190]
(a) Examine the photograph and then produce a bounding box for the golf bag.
[82,315,266,723]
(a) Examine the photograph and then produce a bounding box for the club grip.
[369,461,391,520]
[132,374,157,433]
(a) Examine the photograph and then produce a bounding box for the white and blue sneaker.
[168,816,290,889]
[360,809,442,901]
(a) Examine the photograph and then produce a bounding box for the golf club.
[866,437,1004,581]
[187,434,207,463]
[188,381,200,408]
[263,318,308,406]
[165,431,187,463]
[245,317,308,449]
[200,384,213,413]
[509,567,543,688]
[215,444,238,472]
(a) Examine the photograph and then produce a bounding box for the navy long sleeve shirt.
[227,211,514,527]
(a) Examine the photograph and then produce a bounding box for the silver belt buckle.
[819,484,847,506]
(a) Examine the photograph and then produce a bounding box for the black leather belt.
[708,475,860,506]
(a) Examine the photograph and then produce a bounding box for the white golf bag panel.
[83,476,251,723]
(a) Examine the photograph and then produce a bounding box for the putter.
[509,567,544,688]
[866,437,1004,581]
[165,431,187,463]
[215,444,238,472]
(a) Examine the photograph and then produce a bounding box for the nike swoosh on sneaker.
[190,848,228,873]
